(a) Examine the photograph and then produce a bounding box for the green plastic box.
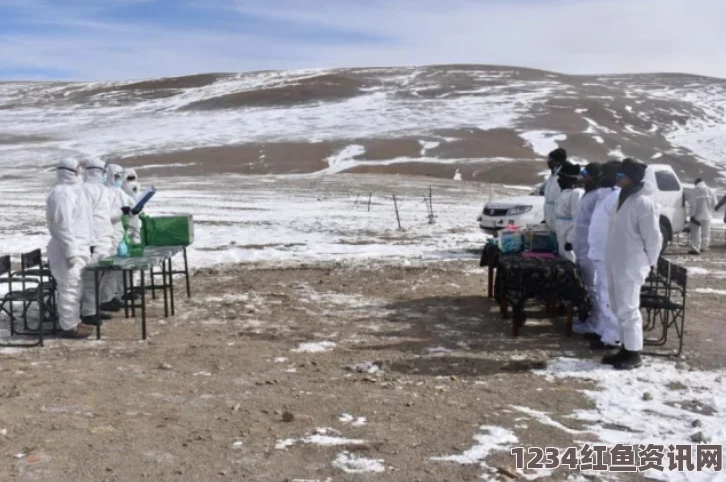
[129,244,145,257]
[142,215,194,247]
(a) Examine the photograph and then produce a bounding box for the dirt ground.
[0,240,724,482]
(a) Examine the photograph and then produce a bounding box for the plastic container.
[498,228,522,254]
[129,244,145,258]
[142,215,194,246]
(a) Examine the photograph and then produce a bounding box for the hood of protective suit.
[123,168,140,197]
[56,158,81,185]
[84,159,106,184]
[106,164,126,188]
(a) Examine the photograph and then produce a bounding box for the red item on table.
[521,252,557,260]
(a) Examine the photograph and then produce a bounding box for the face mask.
[101,174,108,184]
[114,180,123,188]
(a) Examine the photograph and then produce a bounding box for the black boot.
[613,350,642,370]
[122,291,139,301]
[100,299,123,312]
[81,312,112,326]
[590,339,619,351]
[81,316,103,327]
[602,347,628,365]
[584,333,601,342]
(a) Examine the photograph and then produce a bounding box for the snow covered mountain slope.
[1,65,725,184]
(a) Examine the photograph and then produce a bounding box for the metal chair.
[640,257,671,331]
[641,259,687,357]
[0,255,44,347]
[13,249,57,335]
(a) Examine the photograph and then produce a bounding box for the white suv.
[477,164,687,253]
[477,195,544,235]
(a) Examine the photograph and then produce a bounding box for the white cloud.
[2,0,726,80]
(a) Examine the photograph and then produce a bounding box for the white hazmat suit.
[101,164,138,302]
[80,159,115,317]
[588,187,621,346]
[570,188,601,334]
[542,169,561,231]
[605,185,662,352]
[689,180,718,253]
[46,158,93,331]
[554,186,583,263]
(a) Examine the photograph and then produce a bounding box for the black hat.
[601,160,622,186]
[558,161,581,179]
[619,158,647,184]
[548,148,567,164]
[582,162,601,180]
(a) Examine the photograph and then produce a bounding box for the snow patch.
[427,346,453,354]
[332,452,385,474]
[519,131,567,157]
[324,145,366,174]
[652,152,664,159]
[511,406,586,435]
[432,425,518,465]
[694,288,726,295]
[608,147,626,158]
[339,413,367,427]
[419,140,440,156]
[276,428,368,450]
[535,358,726,481]
[345,361,382,374]
[292,341,336,353]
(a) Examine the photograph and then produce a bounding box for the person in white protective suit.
[542,148,567,231]
[123,168,141,200]
[587,161,622,351]
[80,159,116,324]
[555,161,583,263]
[46,158,94,339]
[569,162,602,335]
[688,178,718,255]
[100,164,141,307]
[603,158,662,370]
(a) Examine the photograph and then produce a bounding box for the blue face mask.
[114,180,123,188]
[101,174,108,184]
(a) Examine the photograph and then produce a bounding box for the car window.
[655,171,681,192]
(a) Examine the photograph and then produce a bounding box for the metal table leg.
[94,269,101,340]
[140,269,147,340]
[183,247,191,298]
[38,288,45,347]
[150,267,156,300]
[168,257,175,316]
[123,270,130,319]
[129,270,136,318]
[161,260,169,318]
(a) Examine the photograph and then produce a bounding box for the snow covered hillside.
[1,65,726,184]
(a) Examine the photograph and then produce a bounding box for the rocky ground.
[0,241,724,482]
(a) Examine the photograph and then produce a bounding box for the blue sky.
[2,0,725,81]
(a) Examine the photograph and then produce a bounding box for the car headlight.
[507,205,533,216]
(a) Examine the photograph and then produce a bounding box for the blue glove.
[117,240,129,257]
